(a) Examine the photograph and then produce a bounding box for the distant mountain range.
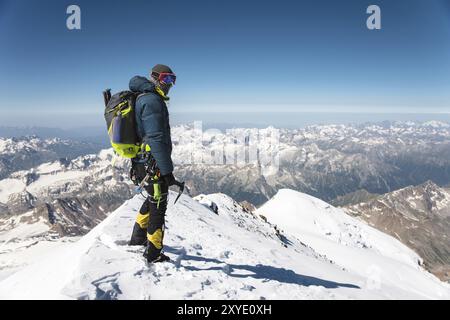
[173,120,450,205]
[0,126,110,143]
[0,149,133,237]
[0,121,449,281]
[0,136,105,180]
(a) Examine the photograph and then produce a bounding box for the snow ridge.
[0,190,448,300]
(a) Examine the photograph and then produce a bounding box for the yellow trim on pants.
[147,229,163,249]
[136,212,149,229]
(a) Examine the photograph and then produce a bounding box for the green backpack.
[103,89,142,158]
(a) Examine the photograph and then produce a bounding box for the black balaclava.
[150,64,174,96]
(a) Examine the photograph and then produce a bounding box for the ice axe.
[173,180,185,204]
[135,173,184,204]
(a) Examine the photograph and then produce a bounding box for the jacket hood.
[129,76,156,93]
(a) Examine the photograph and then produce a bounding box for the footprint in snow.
[220,250,231,259]
[241,284,256,291]
[114,240,130,246]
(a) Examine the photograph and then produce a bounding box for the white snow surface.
[0,237,77,282]
[256,189,449,299]
[0,190,448,300]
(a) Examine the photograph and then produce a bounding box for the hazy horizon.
[0,111,449,135]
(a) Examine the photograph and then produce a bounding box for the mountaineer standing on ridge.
[127,64,178,263]
[103,64,182,263]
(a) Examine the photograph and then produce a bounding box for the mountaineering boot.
[143,245,170,263]
[152,252,170,263]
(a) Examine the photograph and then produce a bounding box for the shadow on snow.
[164,247,360,290]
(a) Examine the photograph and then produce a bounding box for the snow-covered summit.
[0,190,448,300]
[256,189,450,298]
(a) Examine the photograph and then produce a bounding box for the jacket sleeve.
[140,97,174,176]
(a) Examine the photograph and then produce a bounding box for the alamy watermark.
[67,4,382,31]
[66,5,81,30]
[172,121,280,178]
[367,5,381,30]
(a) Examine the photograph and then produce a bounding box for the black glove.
[162,172,176,186]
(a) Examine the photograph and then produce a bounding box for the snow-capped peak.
[256,189,450,299]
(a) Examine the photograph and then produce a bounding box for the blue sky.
[0,0,449,127]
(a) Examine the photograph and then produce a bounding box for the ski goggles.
[156,72,177,85]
